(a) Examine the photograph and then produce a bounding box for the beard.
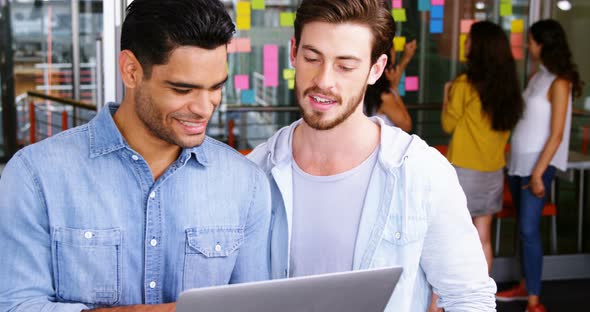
[134,86,205,148]
[296,83,367,131]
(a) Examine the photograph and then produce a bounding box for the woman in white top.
[497,19,584,312]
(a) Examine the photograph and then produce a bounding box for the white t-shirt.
[289,147,379,277]
[508,65,572,176]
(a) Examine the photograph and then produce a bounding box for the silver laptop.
[177,266,402,312]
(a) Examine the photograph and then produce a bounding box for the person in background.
[364,40,416,132]
[441,20,524,273]
[248,0,497,310]
[497,19,584,312]
[0,0,271,311]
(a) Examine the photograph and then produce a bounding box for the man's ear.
[119,50,144,88]
[289,37,298,68]
[367,53,388,85]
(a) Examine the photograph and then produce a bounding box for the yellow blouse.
[441,74,510,171]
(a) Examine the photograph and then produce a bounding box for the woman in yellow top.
[441,21,524,273]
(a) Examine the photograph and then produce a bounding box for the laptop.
[176,266,402,312]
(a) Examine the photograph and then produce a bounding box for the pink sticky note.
[510,33,524,47]
[236,38,251,53]
[512,46,524,60]
[234,75,249,90]
[431,0,445,5]
[392,0,402,9]
[405,76,419,91]
[460,19,475,34]
[264,45,279,87]
[227,40,238,54]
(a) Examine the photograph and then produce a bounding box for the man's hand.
[86,303,175,312]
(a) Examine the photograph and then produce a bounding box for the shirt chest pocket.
[183,227,244,289]
[52,227,121,305]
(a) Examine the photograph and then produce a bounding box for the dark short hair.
[121,0,235,78]
[293,0,395,64]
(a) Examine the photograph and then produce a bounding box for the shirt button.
[84,231,93,239]
[149,192,156,199]
[395,232,402,240]
[149,281,156,289]
[150,239,158,247]
[131,155,139,161]
[215,244,222,252]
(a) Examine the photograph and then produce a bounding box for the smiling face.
[291,21,386,130]
[132,46,228,148]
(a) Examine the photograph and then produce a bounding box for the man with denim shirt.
[0,0,271,311]
[247,0,496,311]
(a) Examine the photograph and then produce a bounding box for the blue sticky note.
[430,19,443,34]
[418,0,431,11]
[241,89,256,104]
[398,82,406,97]
[431,5,444,19]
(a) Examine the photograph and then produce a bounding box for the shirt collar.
[88,102,210,166]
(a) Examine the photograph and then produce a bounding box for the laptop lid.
[177,266,402,312]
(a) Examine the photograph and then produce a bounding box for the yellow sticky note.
[280,12,296,27]
[500,3,513,16]
[288,79,295,90]
[511,19,524,33]
[283,68,295,80]
[237,2,251,15]
[393,37,406,52]
[237,16,251,30]
[252,0,265,10]
[459,34,467,62]
[392,9,407,23]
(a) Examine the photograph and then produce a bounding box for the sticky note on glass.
[431,5,444,19]
[237,16,251,30]
[393,37,406,52]
[288,79,295,90]
[283,68,295,80]
[405,76,419,92]
[511,19,524,33]
[236,38,252,53]
[431,0,445,5]
[418,0,431,11]
[398,82,406,96]
[237,1,251,15]
[264,44,279,87]
[241,89,256,104]
[234,75,249,90]
[460,19,475,34]
[430,19,443,34]
[392,0,402,9]
[280,12,296,27]
[392,9,407,22]
[500,3,513,16]
[512,46,524,60]
[510,33,524,47]
[252,0,265,10]
[227,40,238,53]
[459,33,467,62]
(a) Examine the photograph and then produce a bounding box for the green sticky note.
[392,9,407,23]
[252,0,265,10]
[283,68,295,80]
[280,12,296,27]
[500,3,513,16]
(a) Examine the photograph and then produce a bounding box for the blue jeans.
[508,166,556,296]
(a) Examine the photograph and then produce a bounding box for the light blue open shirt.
[0,103,271,311]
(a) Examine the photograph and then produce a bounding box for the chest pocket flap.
[185,227,244,257]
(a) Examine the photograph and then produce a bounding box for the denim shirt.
[248,118,497,312]
[0,103,271,311]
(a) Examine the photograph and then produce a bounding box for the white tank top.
[508,65,572,175]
